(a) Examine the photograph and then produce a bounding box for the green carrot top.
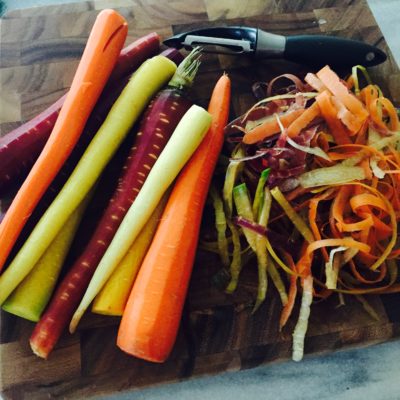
[168,47,201,90]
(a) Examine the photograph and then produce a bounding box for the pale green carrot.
[252,168,271,219]
[2,196,90,321]
[209,185,230,267]
[267,256,288,306]
[225,219,242,294]
[233,183,257,251]
[223,144,245,217]
[271,186,314,244]
[253,187,272,312]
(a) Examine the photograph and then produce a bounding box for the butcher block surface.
[1,0,399,399]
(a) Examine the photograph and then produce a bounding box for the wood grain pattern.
[1,0,399,399]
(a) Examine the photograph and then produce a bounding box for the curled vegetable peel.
[208,63,400,362]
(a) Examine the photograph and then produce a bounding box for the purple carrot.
[0,96,65,194]
[30,48,201,359]
[160,47,185,65]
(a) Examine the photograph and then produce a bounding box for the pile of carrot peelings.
[206,65,400,362]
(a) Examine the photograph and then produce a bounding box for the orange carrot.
[0,10,128,272]
[316,65,368,120]
[242,109,304,144]
[308,188,336,262]
[316,66,369,136]
[331,96,364,134]
[350,193,389,213]
[279,252,298,330]
[307,238,371,258]
[369,97,400,132]
[330,185,351,235]
[117,74,231,362]
[360,84,379,110]
[349,259,386,285]
[315,91,351,145]
[286,101,320,138]
[304,73,327,92]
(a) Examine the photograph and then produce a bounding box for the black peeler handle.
[164,27,388,68]
[283,35,387,68]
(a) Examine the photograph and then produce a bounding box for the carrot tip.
[30,340,48,360]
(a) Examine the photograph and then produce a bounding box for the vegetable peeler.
[163,26,387,68]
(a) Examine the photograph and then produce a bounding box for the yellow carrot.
[91,194,169,316]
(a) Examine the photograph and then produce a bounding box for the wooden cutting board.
[1,0,399,399]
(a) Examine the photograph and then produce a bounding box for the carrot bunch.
[0,9,211,362]
[213,64,400,362]
[0,7,398,366]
